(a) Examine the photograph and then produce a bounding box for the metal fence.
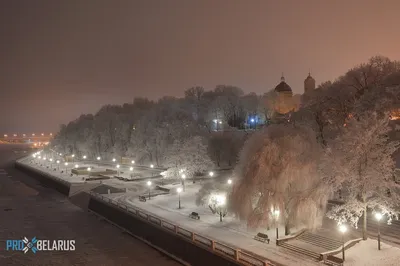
[89,191,274,266]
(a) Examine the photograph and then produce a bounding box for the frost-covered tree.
[162,136,214,181]
[325,112,400,240]
[230,125,328,235]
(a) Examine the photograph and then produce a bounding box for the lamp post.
[83,155,87,160]
[75,164,79,169]
[131,160,135,164]
[116,164,120,177]
[274,209,280,240]
[375,213,382,250]
[87,167,91,179]
[216,195,226,222]
[209,171,214,177]
[112,158,116,163]
[97,157,101,166]
[64,162,68,173]
[56,160,60,170]
[339,224,347,261]
[177,187,182,209]
[49,158,53,168]
[147,181,152,199]
[181,174,186,191]
[227,179,232,185]
[71,154,75,163]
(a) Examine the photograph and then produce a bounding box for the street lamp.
[131,160,135,164]
[129,166,133,171]
[209,171,214,177]
[83,155,87,160]
[56,160,60,170]
[177,187,182,209]
[112,158,116,162]
[71,154,75,163]
[150,164,154,168]
[216,194,226,222]
[87,167,91,179]
[116,164,120,176]
[181,174,186,191]
[375,213,383,250]
[75,164,79,168]
[227,179,232,185]
[273,209,280,240]
[97,156,101,161]
[147,181,152,199]
[64,162,68,172]
[339,224,347,261]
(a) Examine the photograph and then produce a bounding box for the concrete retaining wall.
[88,196,241,266]
[15,161,70,196]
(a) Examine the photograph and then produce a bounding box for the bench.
[139,196,147,202]
[189,212,200,220]
[254,233,270,243]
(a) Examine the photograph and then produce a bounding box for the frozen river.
[0,144,180,266]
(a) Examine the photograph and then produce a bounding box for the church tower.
[304,72,316,93]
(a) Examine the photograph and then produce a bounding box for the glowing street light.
[215,194,226,222]
[227,179,232,185]
[375,213,383,250]
[209,171,214,177]
[75,164,79,168]
[177,187,182,209]
[97,156,101,161]
[147,181,152,199]
[131,160,135,164]
[87,167,91,179]
[32,133,35,136]
[129,166,133,171]
[181,174,186,191]
[339,224,347,261]
[82,155,87,160]
[112,158,116,162]
[41,133,44,136]
[116,164,120,176]
[273,209,280,240]
[150,164,154,168]
[56,160,60,170]
[64,162,68,172]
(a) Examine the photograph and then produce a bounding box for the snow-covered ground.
[21,156,400,266]
[338,239,400,266]
[109,181,319,266]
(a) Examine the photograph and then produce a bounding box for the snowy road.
[0,144,180,266]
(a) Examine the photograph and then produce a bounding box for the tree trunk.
[363,205,368,240]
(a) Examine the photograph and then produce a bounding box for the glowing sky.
[1,0,399,133]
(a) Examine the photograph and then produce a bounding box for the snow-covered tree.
[325,112,400,240]
[230,125,328,235]
[162,136,214,181]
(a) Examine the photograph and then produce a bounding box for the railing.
[89,191,275,266]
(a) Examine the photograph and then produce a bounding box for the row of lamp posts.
[338,212,384,262]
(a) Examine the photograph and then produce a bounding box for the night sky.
[1,0,399,133]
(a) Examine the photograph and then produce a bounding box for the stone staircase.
[278,241,321,261]
[297,231,343,251]
[278,229,345,263]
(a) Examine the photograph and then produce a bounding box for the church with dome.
[269,72,316,121]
